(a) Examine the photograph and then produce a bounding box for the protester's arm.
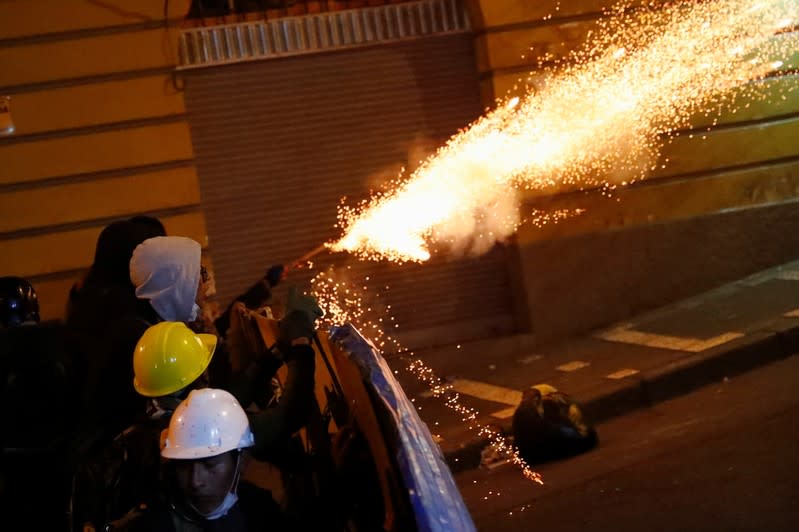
[223,301,283,407]
[226,350,283,408]
[248,341,316,457]
[214,264,284,338]
[248,287,323,458]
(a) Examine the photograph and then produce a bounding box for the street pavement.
[457,352,799,531]
[387,259,799,472]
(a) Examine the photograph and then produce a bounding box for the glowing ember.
[331,0,797,263]
[407,358,544,484]
[312,268,400,353]
[527,208,586,228]
[312,269,544,484]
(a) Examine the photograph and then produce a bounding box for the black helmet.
[0,276,40,327]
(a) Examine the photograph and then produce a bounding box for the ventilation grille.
[178,0,470,69]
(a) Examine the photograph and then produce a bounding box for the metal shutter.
[183,33,516,351]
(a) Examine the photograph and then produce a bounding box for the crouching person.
[115,388,290,531]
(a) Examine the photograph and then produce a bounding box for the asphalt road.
[456,354,799,531]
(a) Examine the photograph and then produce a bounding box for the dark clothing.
[511,388,599,464]
[1,323,76,530]
[67,294,156,447]
[70,417,165,531]
[214,277,275,340]
[65,218,165,436]
[122,480,289,532]
[65,271,157,446]
[240,344,316,461]
[1,323,75,449]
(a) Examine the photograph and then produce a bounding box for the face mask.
[195,491,238,520]
[189,303,201,322]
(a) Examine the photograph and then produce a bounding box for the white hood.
[129,236,202,322]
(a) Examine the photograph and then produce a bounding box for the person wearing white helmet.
[118,388,290,531]
[70,287,322,531]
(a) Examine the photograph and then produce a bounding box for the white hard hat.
[162,388,255,460]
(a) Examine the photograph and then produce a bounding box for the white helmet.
[162,388,255,460]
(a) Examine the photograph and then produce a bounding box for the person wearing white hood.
[130,235,286,338]
[69,235,321,529]
[127,236,322,459]
[129,235,205,325]
[127,236,300,415]
[70,236,209,445]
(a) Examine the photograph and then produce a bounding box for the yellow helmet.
[133,321,217,397]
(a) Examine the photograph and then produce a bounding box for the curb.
[442,321,799,474]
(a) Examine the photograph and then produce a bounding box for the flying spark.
[331,0,797,263]
[312,269,544,484]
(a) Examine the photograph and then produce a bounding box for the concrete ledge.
[442,323,799,473]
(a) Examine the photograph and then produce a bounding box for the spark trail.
[312,269,545,483]
[331,0,797,263]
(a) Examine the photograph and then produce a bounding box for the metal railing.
[177,0,470,69]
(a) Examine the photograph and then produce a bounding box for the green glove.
[279,286,323,343]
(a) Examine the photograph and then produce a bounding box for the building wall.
[0,0,207,322]
[466,0,799,340]
[3,0,798,341]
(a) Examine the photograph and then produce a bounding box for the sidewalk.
[388,259,799,472]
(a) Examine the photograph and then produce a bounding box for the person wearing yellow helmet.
[71,289,322,530]
[131,321,216,417]
[70,321,217,531]
[132,286,322,442]
[74,234,278,442]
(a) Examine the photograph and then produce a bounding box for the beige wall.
[0,0,208,321]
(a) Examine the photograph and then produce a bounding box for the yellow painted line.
[557,360,590,372]
[776,271,799,281]
[490,406,518,419]
[596,326,744,352]
[450,378,522,406]
[784,309,799,318]
[606,368,640,380]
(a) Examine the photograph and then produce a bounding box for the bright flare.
[332,0,797,262]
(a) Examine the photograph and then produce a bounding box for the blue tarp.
[330,324,476,532]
